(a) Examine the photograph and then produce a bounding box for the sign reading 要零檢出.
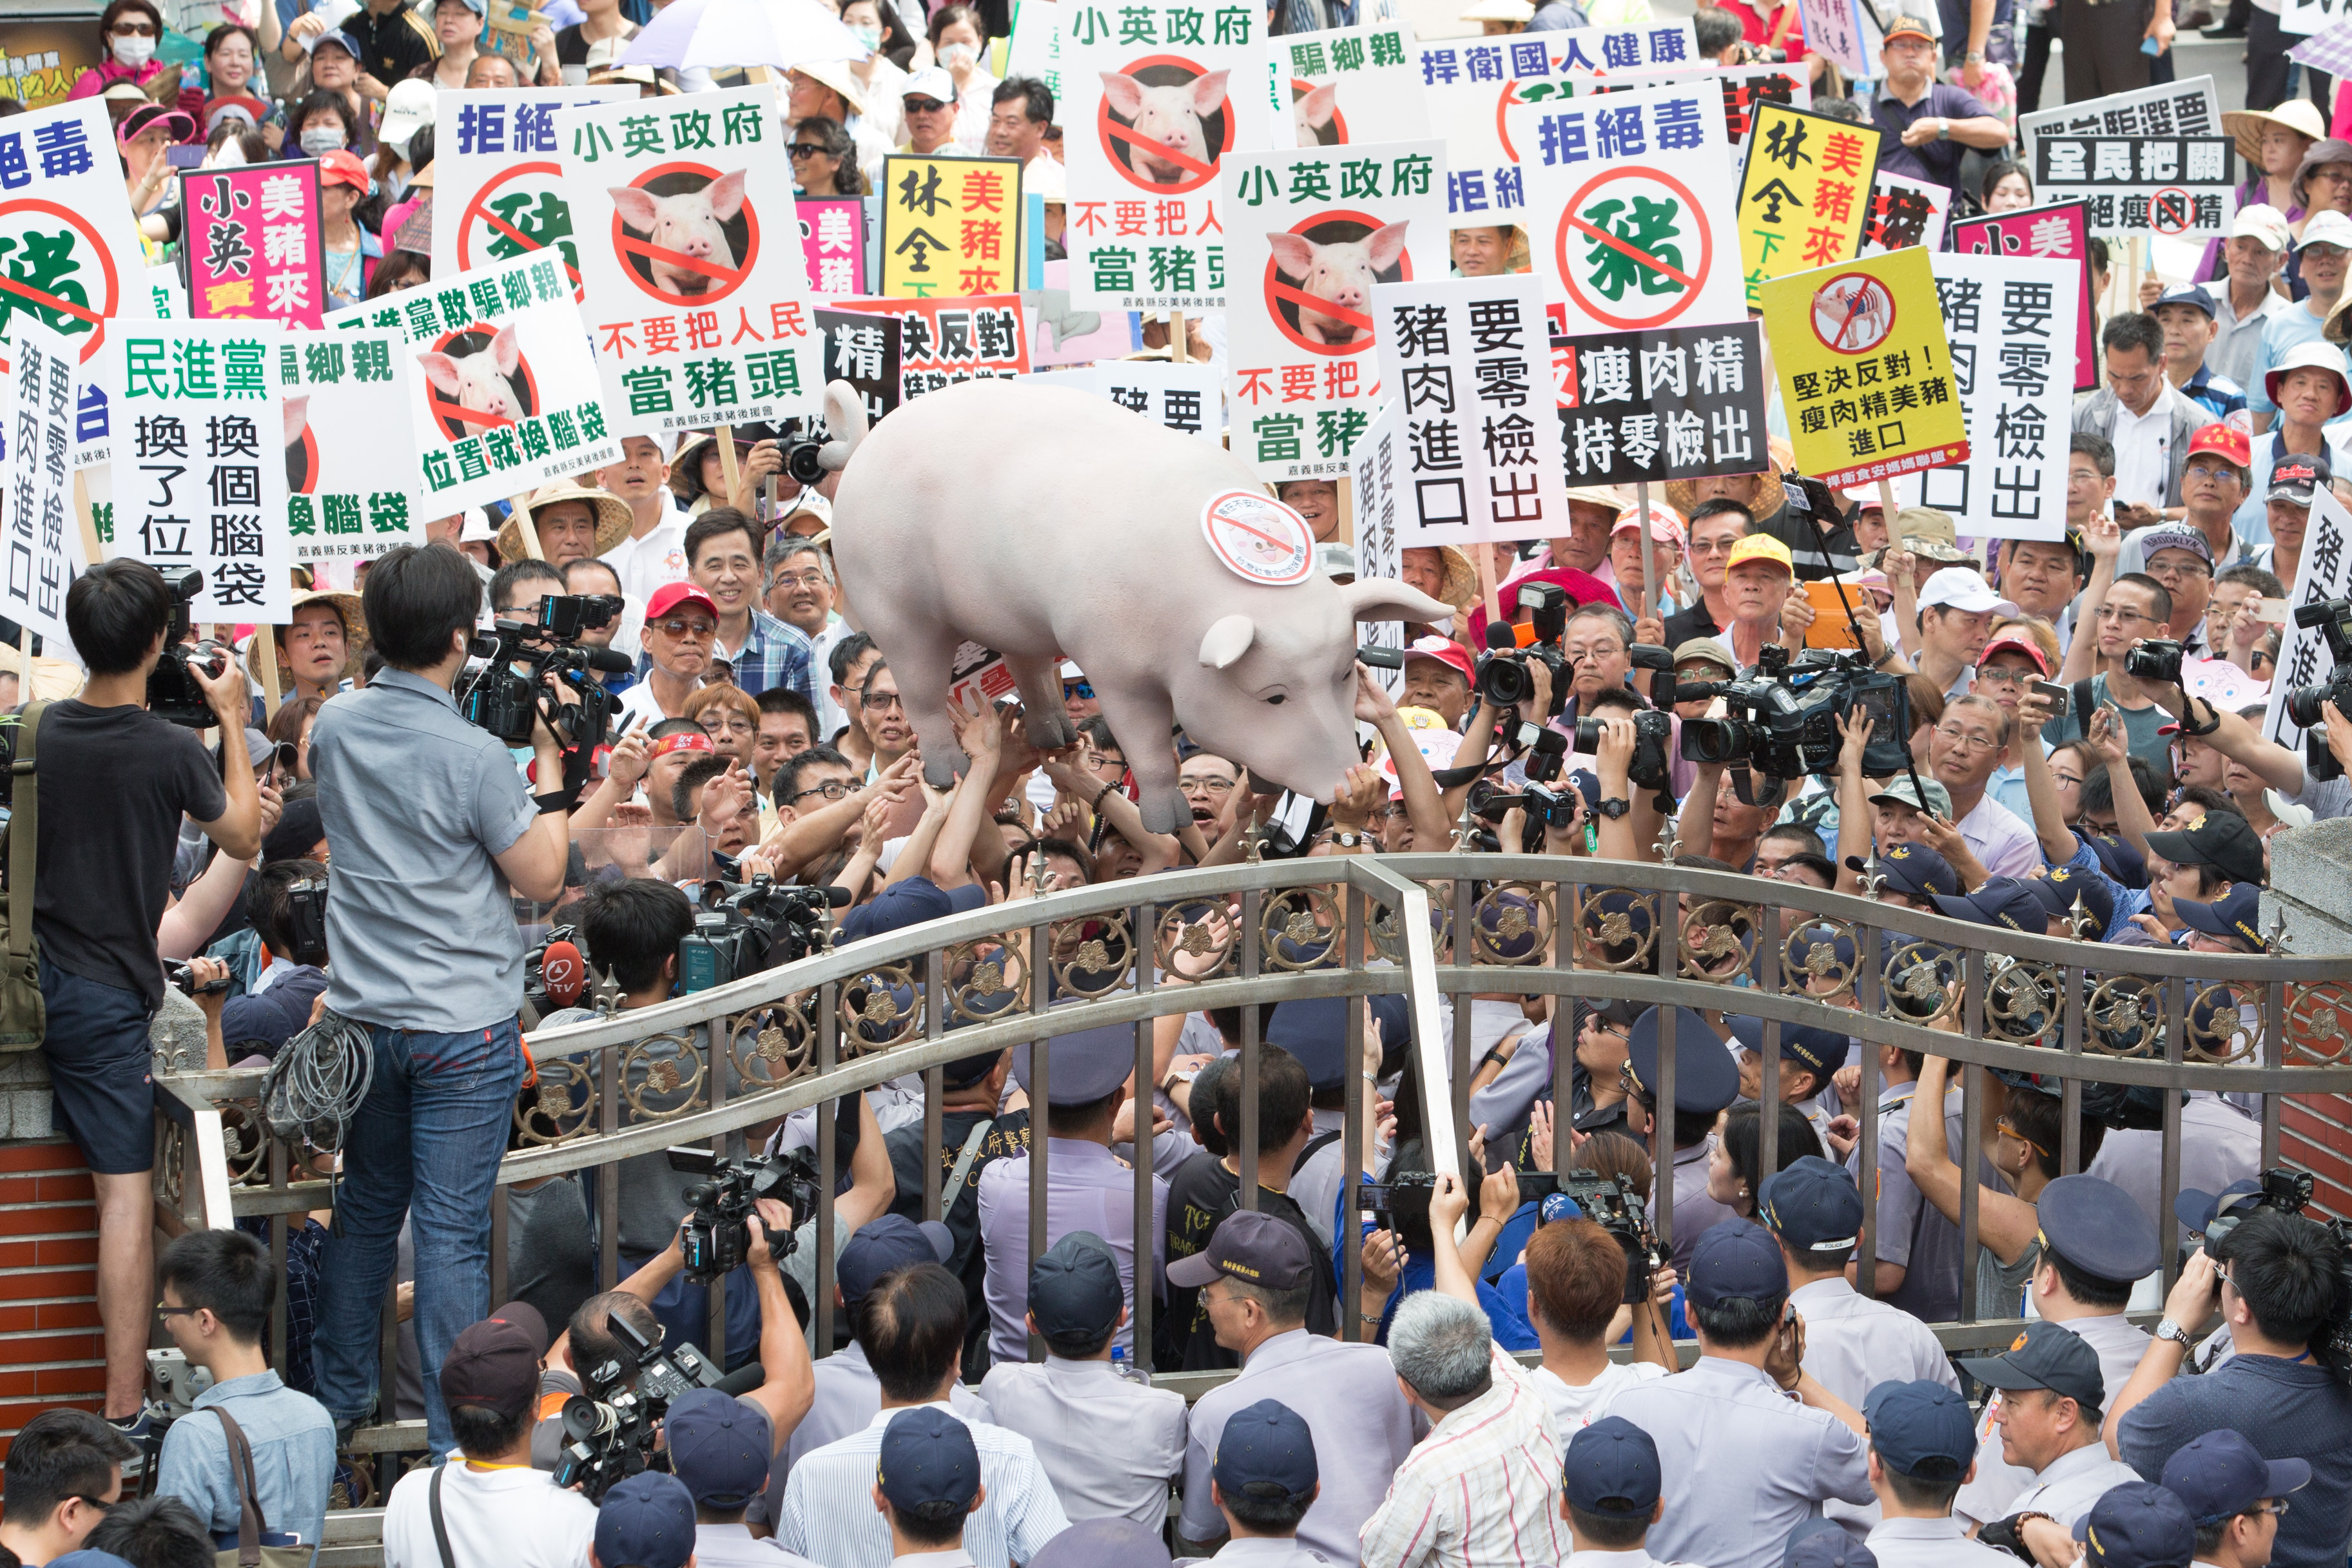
[433,86,634,304]
[1553,320,1768,489]
[557,86,822,436]
[1916,253,2077,542]
[2,317,87,659]
[280,327,423,563]
[879,154,1024,298]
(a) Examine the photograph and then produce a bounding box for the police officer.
[662,1389,821,1568]
[1556,1417,1705,1568]
[1622,1005,1742,1271]
[1187,1399,1330,1567]
[979,1232,1188,1534]
[1858,1381,2012,1565]
[1953,1176,2159,1529]
[1958,1321,2143,1558]
[2158,1429,2310,1568]
[1728,1018,1844,1145]
[1608,1221,1873,1568]
[975,1021,1171,1368]
[1784,1518,1879,1568]
[2072,1482,2199,1568]
[885,1045,1019,1349]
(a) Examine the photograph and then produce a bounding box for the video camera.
[1559,1166,1669,1304]
[665,1145,822,1283]
[1675,643,1914,789]
[549,1306,722,1502]
[1475,581,1571,715]
[455,592,632,759]
[2286,597,2352,781]
[678,874,846,992]
[146,570,235,729]
[2124,639,2184,686]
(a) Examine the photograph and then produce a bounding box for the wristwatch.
[1595,797,1632,820]
[1963,48,1984,60]
[1935,116,1951,139]
[2156,1317,2199,1351]
[1330,829,1364,848]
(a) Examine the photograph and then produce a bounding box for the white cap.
[1058,659,1084,679]
[458,507,495,543]
[2232,203,2293,252]
[1918,566,2016,617]
[902,66,956,104]
[782,489,833,525]
[1316,543,1356,578]
[379,79,435,155]
[2303,208,2352,253]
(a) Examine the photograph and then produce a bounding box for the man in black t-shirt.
[36,561,261,1440]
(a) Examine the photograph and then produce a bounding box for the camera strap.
[942,1119,995,1212]
[429,1464,458,1568]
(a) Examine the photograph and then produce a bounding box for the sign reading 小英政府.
[1553,319,1768,489]
[879,154,1024,299]
[179,160,328,328]
[557,86,822,436]
[433,88,633,302]
[279,327,423,564]
[832,295,1029,405]
[2,317,88,659]
[1916,253,2078,542]
[1949,200,2096,392]
[1735,102,1884,310]
[1268,22,1431,149]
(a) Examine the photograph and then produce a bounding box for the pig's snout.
[674,227,714,258]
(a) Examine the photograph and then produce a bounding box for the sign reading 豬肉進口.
[1222,137,1446,481]
[433,87,634,304]
[879,154,1024,298]
[326,253,620,514]
[556,86,822,436]
[179,160,327,328]
[1735,102,1883,309]
[279,327,423,563]
[1918,253,2077,542]
[1268,22,1430,149]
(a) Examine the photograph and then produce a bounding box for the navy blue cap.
[940,1045,1007,1089]
[1758,1155,1865,1253]
[2038,1174,2162,1285]
[2032,866,2117,936]
[1958,1320,2106,1415]
[1167,1207,1314,1291]
[1213,1399,1319,1503]
[1625,1006,1737,1114]
[837,875,990,942]
[1031,1231,1125,1344]
[2161,1428,2309,1524]
[1539,1192,1586,1225]
[1787,924,1858,977]
[878,1407,982,1515]
[46,1554,137,1568]
[1563,1417,1662,1515]
[1863,1380,1976,1478]
[594,1471,697,1568]
[1265,994,1410,1092]
[1477,888,1542,961]
[2083,830,2150,891]
[2146,810,2269,887]
[1688,1217,1788,1308]
[2175,883,2263,950]
[1929,876,2050,936]
[1874,843,1959,902]
[2076,1481,2198,1568]
[309,25,362,57]
[1785,1517,1878,1568]
[664,1388,770,1509]
[1568,768,1604,811]
[1726,1015,1848,1078]
[2175,1177,2265,1238]
[1013,1020,1136,1106]
[1028,1520,1172,1568]
[837,1214,954,1310]
[1586,888,1656,956]
[2155,283,2219,318]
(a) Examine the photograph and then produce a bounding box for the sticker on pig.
[1098,58,1235,193]
[610,165,761,304]
[1200,490,1315,586]
[1266,215,1414,355]
[416,323,539,443]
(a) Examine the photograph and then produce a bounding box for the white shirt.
[381,1455,598,1568]
[1530,1359,1671,1442]
[1954,791,2044,880]
[617,675,691,733]
[809,615,854,739]
[694,1522,822,1568]
[978,1356,1188,1533]
[601,494,692,607]
[2003,1440,2145,1529]
[775,1403,1070,1568]
[1863,1516,2017,1567]
[2109,393,2176,512]
[1210,1541,1339,1567]
[1358,1343,1568,1568]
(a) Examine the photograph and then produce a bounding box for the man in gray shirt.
[309,545,574,1457]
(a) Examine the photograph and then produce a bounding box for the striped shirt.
[773,1402,1071,1568]
[1357,1343,1568,1568]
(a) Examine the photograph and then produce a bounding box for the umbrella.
[622,0,870,73]
[2289,18,2352,77]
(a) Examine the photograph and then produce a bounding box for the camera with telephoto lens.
[1479,728,1580,851]
[1574,706,1675,793]
[1560,1166,1668,1304]
[666,1145,822,1283]
[677,875,845,993]
[1675,643,1914,789]
[454,593,630,753]
[549,1306,721,1502]
[2285,597,2352,781]
[145,571,234,729]
[2123,638,2184,686]
[1474,582,1571,715]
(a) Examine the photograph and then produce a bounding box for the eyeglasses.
[655,617,716,639]
[2093,606,2155,625]
[1974,666,2034,688]
[2184,462,2242,485]
[155,1302,199,1322]
[788,779,855,802]
[787,143,829,159]
[860,690,904,711]
[2146,559,2213,581]
[1934,725,2002,753]
[2313,167,2352,185]
[1564,642,1624,661]
[1687,535,1743,556]
[770,569,828,588]
[2252,1500,2293,1518]
[1180,775,1236,793]
[904,97,950,113]
[1994,1116,2051,1157]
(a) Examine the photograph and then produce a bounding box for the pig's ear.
[490,324,521,374]
[1189,68,1230,113]
[705,168,748,222]
[1338,578,1452,626]
[1198,614,1256,669]
[1299,81,1338,129]
[416,352,461,395]
[819,380,867,470]
[610,184,659,232]
[1365,220,1412,275]
[1266,231,1314,279]
[1098,70,1144,117]
[282,394,310,449]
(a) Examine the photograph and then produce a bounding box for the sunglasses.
[787,143,828,158]
[655,617,715,638]
[904,97,951,113]
[112,21,158,34]
[1063,680,1094,701]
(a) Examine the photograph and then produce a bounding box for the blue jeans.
[312,1019,525,1458]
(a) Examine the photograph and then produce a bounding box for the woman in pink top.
[68,0,206,144]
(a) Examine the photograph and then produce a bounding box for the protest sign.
[180,160,327,328]
[1798,0,1872,75]
[2018,75,2220,141]
[1223,137,1446,481]
[1918,253,2077,541]
[815,307,904,429]
[1559,60,1810,144]
[1060,357,1223,441]
[2028,133,2236,237]
[1514,82,1746,338]
[1949,200,2095,391]
[834,294,1029,403]
[148,262,184,319]
[327,253,621,514]
[434,87,632,302]
[1735,102,1883,309]
[1861,169,1947,256]
[1553,320,1767,489]
[1759,246,1969,489]
[559,86,822,435]
[1061,0,1274,310]
[1006,0,1065,117]
[879,154,1024,298]
[280,328,424,565]
[1419,23,1698,226]
[1370,276,1567,547]
[1351,395,1405,695]
[1270,21,1430,148]
[3,318,86,655]
[800,197,867,295]
[2284,0,2350,34]
[109,319,293,623]
[2263,487,2351,754]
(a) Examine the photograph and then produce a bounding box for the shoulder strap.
[429,1464,459,1568]
[9,701,43,971]
[941,1119,994,1212]
[2074,679,2096,736]
[1297,1127,1344,1167]
[209,1406,267,1568]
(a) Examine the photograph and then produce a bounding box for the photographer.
[38,560,260,1435]
[217,859,331,1061]
[310,543,572,1457]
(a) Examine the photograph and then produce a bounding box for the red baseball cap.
[2187,423,2251,470]
[1977,631,2050,676]
[317,148,371,193]
[1403,635,1474,684]
[645,581,719,622]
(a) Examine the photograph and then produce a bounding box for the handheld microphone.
[541,939,588,1009]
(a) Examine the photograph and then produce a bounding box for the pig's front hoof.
[923,748,968,790]
[1024,708,1079,751]
[1139,791,1190,836]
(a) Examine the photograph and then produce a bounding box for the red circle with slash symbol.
[1809,271,1896,355]
[1097,54,1235,195]
[608,161,763,307]
[460,162,585,303]
[2150,188,2194,236]
[1554,166,1711,332]
[1263,209,1415,356]
[0,199,123,369]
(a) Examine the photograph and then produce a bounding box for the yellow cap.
[1724,534,1794,574]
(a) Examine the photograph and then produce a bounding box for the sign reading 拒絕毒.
[434,87,633,302]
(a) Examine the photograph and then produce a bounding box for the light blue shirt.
[775,1404,1069,1568]
[153,1370,338,1549]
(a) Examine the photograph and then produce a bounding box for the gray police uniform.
[1789,1274,1963,1538]
[1847,1083,1988,1322]
[1998,1440,2144,1528]
[1863,1516,2017,1566]
[691,1524,820,1568]
[1467,1022,1553,1154]
[748,1342,995,1527]
[1952,1313,2152,1528]
[976,1139,1170,1366]
[2089,1094,2261,1248]
[979,1356,1188,1534]
[1606,1358,1874,1568]
[1198,1540,1337,1565]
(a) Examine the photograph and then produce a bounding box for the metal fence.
[150,851,2352,1533]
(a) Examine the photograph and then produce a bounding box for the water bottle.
[1109,1344,1151,1386]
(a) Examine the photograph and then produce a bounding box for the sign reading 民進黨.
[557,86,822,435]
[1268,22,1430,148]
[1061,0,1274,311]
[1553,320,1768,488]
[2027,134,2237,237]
[179,160,327,328]
[1735,102,1883,310]
[1916,253,2077,542]
[831,294,1028,404]
[433,88,634,304]
[108,318,292,623]
[1370,276,1567,545]
[1949,200,2095,392]
[280,327,423,563]
[1758,246,1968,490]
[1222,137,1446,481]
[2,317,87,657]
[879,154,1024,298]
[326,253,620,513]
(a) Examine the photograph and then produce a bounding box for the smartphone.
[2030,679,2070,717]
[2253,597,2293,625]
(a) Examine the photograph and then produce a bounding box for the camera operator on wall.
[307,543,577,1460]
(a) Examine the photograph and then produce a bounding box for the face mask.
[939,40,976,65]
[206,139,248,168]
[300,127,344,156]
[848,22,882,48]
[110,32,157,67]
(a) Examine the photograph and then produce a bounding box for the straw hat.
[792,59,868,117]
[1663,436,1793,521]
[1417,544,1479,608]
[261,587,367,695]
[3,657,85,703]
[2223,97,2325,169]
[498,482,632,563]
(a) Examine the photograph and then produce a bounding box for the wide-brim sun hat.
[498,482,633,562]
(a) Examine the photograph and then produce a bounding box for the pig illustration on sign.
[1292,82,1339,145]
[418,325,525,440]
[610,169,748,297]
[822,377,1450,833]
[1100,68,1230,186]
[282,394,313,493]
[1268,222,1410,347]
